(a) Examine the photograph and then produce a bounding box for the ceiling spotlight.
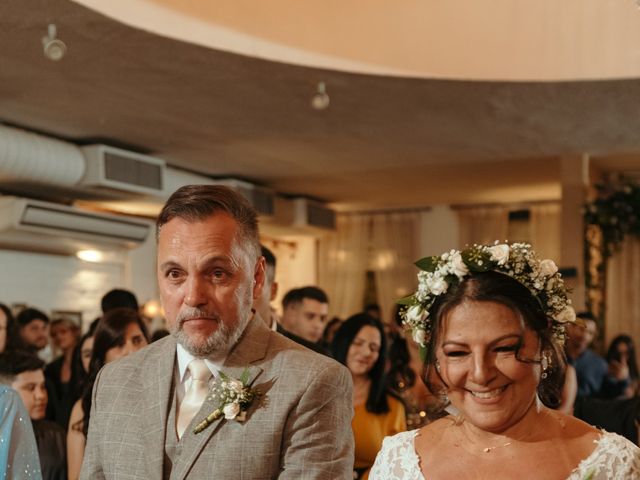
[42,23,66,61]
[311,82,330,110]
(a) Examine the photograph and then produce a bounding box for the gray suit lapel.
[171,318,269,480]
[141,335,177,478]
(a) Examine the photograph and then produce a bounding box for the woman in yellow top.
[331,313,406,480]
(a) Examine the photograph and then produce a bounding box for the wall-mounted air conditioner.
[0,196,151,255]
[272,197,335,233]
[211,178,276,217]
[80,145,166,196]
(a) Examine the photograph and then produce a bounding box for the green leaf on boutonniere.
[218,371,229,382]
[240,368,250,385]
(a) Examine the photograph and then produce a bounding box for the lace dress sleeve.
[568,431,640,480]
[369,430,424,480]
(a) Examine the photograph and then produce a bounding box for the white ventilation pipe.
[0,124,85,185]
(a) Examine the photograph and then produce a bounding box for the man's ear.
[253,256,266,300]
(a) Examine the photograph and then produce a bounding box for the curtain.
[317,214,371,320]
[457,205,509,247]
[371,212,420,325]
[530,203,561,262]
[605,236,640,348]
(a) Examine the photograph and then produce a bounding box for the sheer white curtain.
[317,213,371,319]
[605,237,640,347]
[530,203,561,261]
[371,212,420,324]
[457,205,509,247]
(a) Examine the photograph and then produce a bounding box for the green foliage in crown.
[398,242,575,350]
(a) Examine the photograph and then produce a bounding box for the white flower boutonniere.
[193,368,259,434]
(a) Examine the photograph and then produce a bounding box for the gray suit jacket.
[80,318,354,479]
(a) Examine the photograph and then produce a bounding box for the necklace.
[482,442,512,453]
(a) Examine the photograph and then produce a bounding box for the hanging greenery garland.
[583,182,640,333]
[584,182,640,257]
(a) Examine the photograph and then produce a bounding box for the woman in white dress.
[370,243,640,479]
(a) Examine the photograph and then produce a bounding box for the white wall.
[0,231,159,331]
[0,249,124,329]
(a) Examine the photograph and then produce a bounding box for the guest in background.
[0,384,42,479]
[0,350,66,480]
[45,318,80,429]
[566,312,629,399]
[253,245,279,330]
[67,308,148,480]
[331,313,406,480]
[279,286,330,354]
[364,304,382,321]
[0,302,12,353]
[69,331,95,409]
[15,307,50,354]
[0,305,43,478]
[100,288,139,313]
[606,334,639,398]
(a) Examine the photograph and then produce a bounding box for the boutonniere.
[193,368,259,434]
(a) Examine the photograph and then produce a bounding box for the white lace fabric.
[369,429,640,480]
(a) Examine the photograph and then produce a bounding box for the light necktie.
[176,359,212,438]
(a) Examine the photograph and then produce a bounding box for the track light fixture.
[42,23,66,61]
[311,82,330,110]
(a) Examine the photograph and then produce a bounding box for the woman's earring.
[541,350,552,379]
[435,360,441,372]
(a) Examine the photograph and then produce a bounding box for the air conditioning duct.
[80,145,165,195]
[0,196,151,255]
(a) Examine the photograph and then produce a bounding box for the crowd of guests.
[0,245,639,479]
[0,289,151,480]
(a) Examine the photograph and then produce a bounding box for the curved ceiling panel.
[74,0,640,81]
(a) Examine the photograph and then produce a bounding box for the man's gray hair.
[157,185,260,260]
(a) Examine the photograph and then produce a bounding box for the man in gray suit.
[80,185,354,479]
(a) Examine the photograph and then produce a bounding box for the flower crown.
[398,242,576,350]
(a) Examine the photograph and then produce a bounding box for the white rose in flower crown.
[488,244,510,265]
[412,328,427,345]
[539,259,558,277]
[450,252,469,278]
[553,306,576,324]
[406,304,428,324]
[223,402,241,420]
[427,276,448,295]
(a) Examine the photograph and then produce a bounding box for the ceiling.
[2,0,640,212]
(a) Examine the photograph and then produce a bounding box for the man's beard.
[171,302,251,358]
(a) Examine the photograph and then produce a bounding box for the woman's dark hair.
[331,313,390,414]
[387,336,416,391]
[423,271,566,410]
[607,335,639,381]
[79,308,149,436]
[69,331,94,405]
[0,303,19,352]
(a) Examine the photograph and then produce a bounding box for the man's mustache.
[176,308,220,325]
